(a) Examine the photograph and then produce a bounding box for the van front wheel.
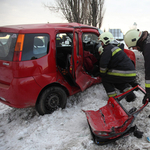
[36,86,67,115]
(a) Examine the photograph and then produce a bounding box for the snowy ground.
[1,50,150,150]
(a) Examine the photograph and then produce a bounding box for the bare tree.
[98,0,105,28]
[44,0,105,28]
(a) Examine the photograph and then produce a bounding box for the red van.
[0,23,136,115]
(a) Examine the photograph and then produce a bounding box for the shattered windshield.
[0,33,17,61]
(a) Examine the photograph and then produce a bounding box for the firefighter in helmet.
[99,32,137,102]
[124,29,150,104]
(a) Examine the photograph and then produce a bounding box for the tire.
[36,86,67,115]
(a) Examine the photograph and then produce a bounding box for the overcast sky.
[0,0,150,34]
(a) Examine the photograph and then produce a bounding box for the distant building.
[133,22,137,29]
[109,29,124,41]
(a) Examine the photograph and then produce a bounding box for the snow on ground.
[1,51,150,150]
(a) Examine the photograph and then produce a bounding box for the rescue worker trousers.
[102,75,136,97]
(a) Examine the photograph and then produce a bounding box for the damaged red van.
[0,23,136,115]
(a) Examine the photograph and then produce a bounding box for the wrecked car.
[0,23,136,115]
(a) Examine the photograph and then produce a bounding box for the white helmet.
[124,29,142,48]
[98,32,114,45]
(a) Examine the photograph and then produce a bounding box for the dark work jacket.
[139,34,150,93]
[99,44,136,79]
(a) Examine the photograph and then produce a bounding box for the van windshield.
[0,33,18,61]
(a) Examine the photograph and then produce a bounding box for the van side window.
[56,33,73,69]
[56,33,72,47]
[0,33,18,61]
[22,34,49,61]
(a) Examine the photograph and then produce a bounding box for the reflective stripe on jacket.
[100,44,136,78]
[100,67,107,73]
[111,47,122,56]
[145,80,150,88]
[107,70,136,77]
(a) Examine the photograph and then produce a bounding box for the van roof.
[0,23,97,33]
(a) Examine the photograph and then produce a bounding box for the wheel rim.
[45,93,60,111]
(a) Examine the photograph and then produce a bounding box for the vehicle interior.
[56,33,76,86]
[82,33,101,76]
[56,32,101,86]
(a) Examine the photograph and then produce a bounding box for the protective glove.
[98,46,103,55]
[142,93,150,104]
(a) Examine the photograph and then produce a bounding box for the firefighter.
[99,32,137,102]
[124,29,150,104]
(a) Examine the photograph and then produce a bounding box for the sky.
[0,0,150,34]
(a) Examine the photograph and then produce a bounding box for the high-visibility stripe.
[107,72,136,77]
[109,70,136,74]
[111,47,118,52]
[111,47,122,56]
[100,70,106,73]
[107,70,136,77]
[108,91,117,97]
[100,67,107,73]
[145,80,150,88]
[145,83,150,88]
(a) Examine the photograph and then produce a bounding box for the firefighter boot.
[126,92,136,102]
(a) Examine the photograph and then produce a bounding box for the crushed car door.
[72,29,95,91]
